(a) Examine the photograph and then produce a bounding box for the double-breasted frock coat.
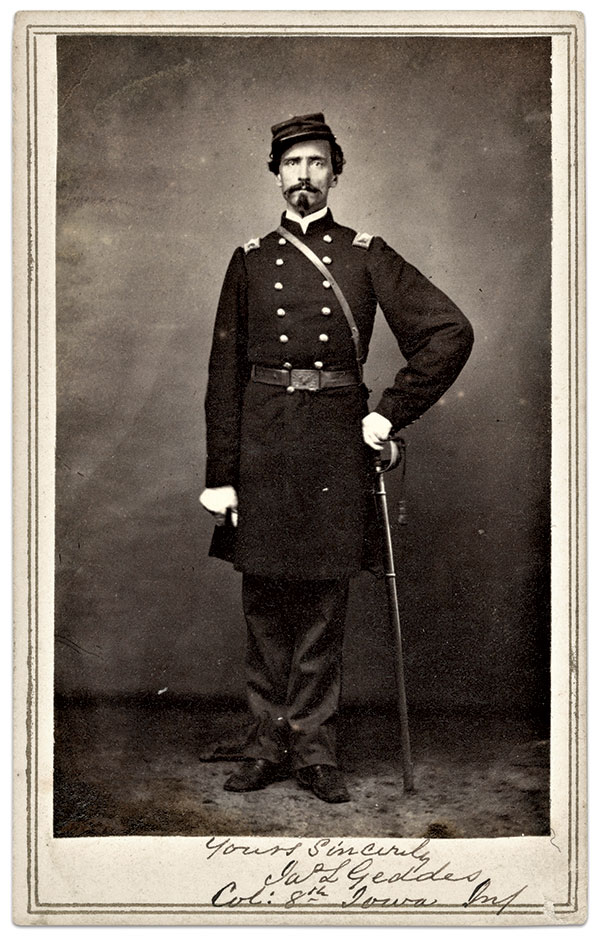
[205,209,474,580]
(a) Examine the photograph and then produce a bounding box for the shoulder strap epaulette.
[243,237,261,254]
[352,232,374,250]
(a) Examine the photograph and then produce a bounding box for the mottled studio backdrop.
[55,36,551,714]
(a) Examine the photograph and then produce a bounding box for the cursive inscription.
[205,837,528,915]
[462,878,529,915]
[205,836,302,861]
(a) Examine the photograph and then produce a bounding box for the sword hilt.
[374,437,408,525]
[375,436,406,473]
[375,438,402,474]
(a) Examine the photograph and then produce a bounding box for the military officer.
[200,113,473,803]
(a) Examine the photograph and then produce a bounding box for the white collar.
[285,205,329,234]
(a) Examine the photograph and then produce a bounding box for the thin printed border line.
[34,30,41,909]
[25,908,549,917]
[27,26,575,36]
[573,14,581,915]
[25,21,582,917]
[25,15,32,916]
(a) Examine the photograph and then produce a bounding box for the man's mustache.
[285,183,320,195]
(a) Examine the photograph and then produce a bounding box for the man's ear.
[276,174,283,188]
[330,176,338,189]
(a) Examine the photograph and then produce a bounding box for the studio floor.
[54,698,549,839]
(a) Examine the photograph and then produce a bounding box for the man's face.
[276,139,337,216]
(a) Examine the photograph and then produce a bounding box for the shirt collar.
[281,206,333,236]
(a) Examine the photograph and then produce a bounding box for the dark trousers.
[242,574,349,770]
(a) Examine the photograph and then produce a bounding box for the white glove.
[362,411,393,451]
[199,485,238,527]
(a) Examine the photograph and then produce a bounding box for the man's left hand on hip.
[362,412,393,450]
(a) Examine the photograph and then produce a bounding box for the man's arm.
[366,237,474,431]
[201,247,249,522]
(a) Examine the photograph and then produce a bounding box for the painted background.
[55,35,551,715]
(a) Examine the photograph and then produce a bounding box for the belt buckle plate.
[291,369,320,391]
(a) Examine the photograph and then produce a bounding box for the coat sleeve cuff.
[372,396,398,430]
[205,462,238,489]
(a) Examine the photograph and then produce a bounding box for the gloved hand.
[199,485,238,527]
[362,411,393,451]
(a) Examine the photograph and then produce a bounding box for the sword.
[374,438,415,792]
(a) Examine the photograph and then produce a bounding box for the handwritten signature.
[205,837,527,914]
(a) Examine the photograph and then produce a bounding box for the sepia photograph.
[12,9,585,926]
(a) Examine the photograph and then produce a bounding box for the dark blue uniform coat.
[205,210,473,579]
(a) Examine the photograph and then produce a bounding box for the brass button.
[322,280,331,289]
[323,234,332,243]
[314,361,324,369]
[321,306,331,315]
[276,308,286,317]
[319,333,329,342]
[286,385,295,394]
[279,334,289,343]
[322,256,332,264]
[276,258,284,266]
[278,237,287,245]
[274,282,283,290]
[283,361,292,369]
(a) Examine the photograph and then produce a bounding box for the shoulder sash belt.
[276,225,364,365]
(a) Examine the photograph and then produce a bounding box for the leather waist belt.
[251,364,360,392]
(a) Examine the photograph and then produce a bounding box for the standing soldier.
[200,113,473,803]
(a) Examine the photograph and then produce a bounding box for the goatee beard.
[295,192,311,215]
